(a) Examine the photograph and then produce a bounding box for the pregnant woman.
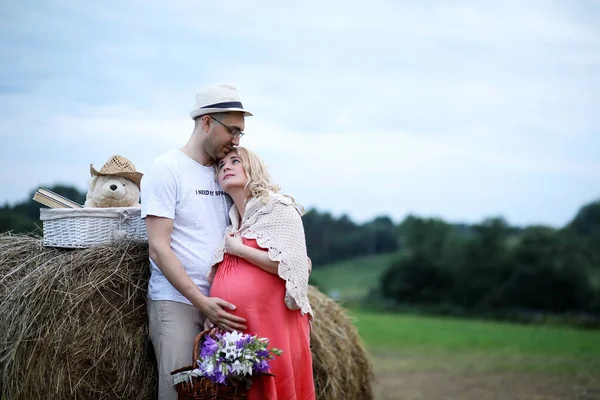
[208,146,315,400]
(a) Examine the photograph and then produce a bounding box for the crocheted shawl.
[211,192,313,317]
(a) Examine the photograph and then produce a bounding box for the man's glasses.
[211,117,245,139]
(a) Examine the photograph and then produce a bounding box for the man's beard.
[203,137,221,163]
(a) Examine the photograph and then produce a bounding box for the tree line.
[379,206,600,325]
[0,185,401,264]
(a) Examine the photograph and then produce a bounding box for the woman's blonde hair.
[216,146,304,213]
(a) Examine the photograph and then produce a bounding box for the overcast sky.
[1,0,598,227]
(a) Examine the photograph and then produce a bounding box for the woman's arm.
[223,233,279,274]
[238,243,279,274]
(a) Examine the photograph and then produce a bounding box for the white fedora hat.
[189,84,253,120]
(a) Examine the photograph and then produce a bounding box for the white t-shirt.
[141,149,232,305]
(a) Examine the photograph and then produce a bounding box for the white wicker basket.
[39,207,148,248]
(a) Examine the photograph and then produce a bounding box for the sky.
[1,0,599,228]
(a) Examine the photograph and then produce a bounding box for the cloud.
[1,0,598,227]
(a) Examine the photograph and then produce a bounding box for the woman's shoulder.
[244,192,301,226]
[267,192,293,206]
[265,193,303,215]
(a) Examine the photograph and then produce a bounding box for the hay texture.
[308,285,375,400]
[0,233,154,400]
[0,233,374,400]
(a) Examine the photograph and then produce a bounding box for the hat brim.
[190,107,253,120]
[90,165,143,189]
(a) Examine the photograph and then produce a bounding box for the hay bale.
[0,233,374,399]
[0,233,155,400]
[308,285,375,400]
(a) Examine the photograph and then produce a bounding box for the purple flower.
[256,359,270,374]
[256,349,269,358]
[200,336,219,358]
[213,369,226,384]
[236,335,252,349]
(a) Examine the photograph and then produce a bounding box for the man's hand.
[198,296,247,332]
[224,233,244,257]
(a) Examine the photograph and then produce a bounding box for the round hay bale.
[0,233,155,400]
[308,285,375,400]
[0,233,374,399]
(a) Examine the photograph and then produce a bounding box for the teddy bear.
[84,155,143,208]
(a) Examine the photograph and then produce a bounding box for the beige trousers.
[147,300,205,400]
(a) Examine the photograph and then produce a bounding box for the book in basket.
[171,329,281,400]
[32,187,83,209]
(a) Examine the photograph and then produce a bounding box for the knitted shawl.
[211,192,313,317]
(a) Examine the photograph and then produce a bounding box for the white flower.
[200,359,215,375]
[223,330,244,345]
[223,343,242,361]
[230,360,243,374]
[243,360,254,375]
[229,359,254,376]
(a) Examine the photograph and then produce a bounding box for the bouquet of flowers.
[172,329,282,399]
[195,330,282,385]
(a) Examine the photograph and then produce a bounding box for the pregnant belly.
[209,254,285,315]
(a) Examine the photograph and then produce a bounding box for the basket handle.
[192,327,220,365]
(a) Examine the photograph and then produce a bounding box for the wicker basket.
[39,207,148,248]
[171,329,251,400]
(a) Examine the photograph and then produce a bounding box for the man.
[141,84,251,400]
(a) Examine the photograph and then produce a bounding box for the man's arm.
[146,216,247,331]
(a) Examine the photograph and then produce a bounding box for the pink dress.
[209,238,316,400]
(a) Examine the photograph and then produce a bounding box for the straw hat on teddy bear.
[89,155,143,189]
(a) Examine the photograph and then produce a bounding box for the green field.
[347,310,600,399]
[352,310,600,375]
[313,254,600,398]
[311,252,399,299]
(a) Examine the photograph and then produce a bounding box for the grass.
[350,310,600,377]
[353,311,600,354]
[312,252,600,383]
[310,252,400,299]
[312,253,600,396]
